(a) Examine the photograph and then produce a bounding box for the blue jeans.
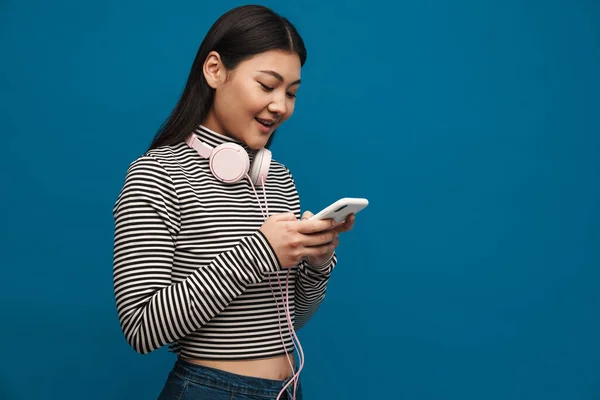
[157,357,303,400]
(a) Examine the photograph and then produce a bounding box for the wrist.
[306,252,334,268]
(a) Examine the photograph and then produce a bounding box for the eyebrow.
[259,70,301,85]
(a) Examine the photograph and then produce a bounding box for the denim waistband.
[173,357,297,397]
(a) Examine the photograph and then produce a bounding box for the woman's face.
[202,50,302,150]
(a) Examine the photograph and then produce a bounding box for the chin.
[246,136,271,150]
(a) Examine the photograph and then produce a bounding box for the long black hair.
[148,5,307,151]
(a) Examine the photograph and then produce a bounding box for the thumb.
[301,210,314,220]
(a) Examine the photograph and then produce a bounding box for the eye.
[286,92,297,99]
[259,82,273,92]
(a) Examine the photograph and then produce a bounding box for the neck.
[200,113,242,144]
[193,124,257,158]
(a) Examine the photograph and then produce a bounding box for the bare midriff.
[185,353,295,381]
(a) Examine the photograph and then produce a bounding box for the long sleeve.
[112,155,281,354]
[282,168,338,330]
[294,253,337,329]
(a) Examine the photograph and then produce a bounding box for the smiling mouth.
[255,117,276,127]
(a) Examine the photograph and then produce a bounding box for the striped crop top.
[112,125,337,360]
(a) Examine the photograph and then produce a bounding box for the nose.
[267,94,287,116]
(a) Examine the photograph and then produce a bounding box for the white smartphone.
[308,197,369,224]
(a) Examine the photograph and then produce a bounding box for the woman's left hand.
[300,210,356,266]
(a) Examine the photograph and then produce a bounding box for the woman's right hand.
[259,212,338,268]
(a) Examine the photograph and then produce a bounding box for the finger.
[347,213,355,224]
[301,210,314,221]
[295,218,336,234]
[303,237,339,257]
[345,213,356,228]
[303,231,337,247]
[273,212,297,221]
[335,214,355,233]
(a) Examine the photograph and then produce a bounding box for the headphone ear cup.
[249,148,272,186]
[210,143,250,183]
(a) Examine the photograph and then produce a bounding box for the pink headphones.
[185,133,272,186]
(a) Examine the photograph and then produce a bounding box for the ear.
[203,51,224,89]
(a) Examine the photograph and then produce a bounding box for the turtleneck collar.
[192,125,258,157]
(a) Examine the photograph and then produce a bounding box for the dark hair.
[148,5,307,151]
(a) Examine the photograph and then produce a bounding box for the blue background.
[1,0,599,399]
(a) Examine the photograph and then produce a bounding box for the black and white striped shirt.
[112,125,337,360]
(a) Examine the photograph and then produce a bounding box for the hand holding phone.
[260,213,338,268]
[299,197,367,265]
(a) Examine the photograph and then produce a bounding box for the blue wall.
[1,0,599,399]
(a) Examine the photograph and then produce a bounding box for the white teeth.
[257,118,274,126]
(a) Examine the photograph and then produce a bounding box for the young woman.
[112,5,355,400]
